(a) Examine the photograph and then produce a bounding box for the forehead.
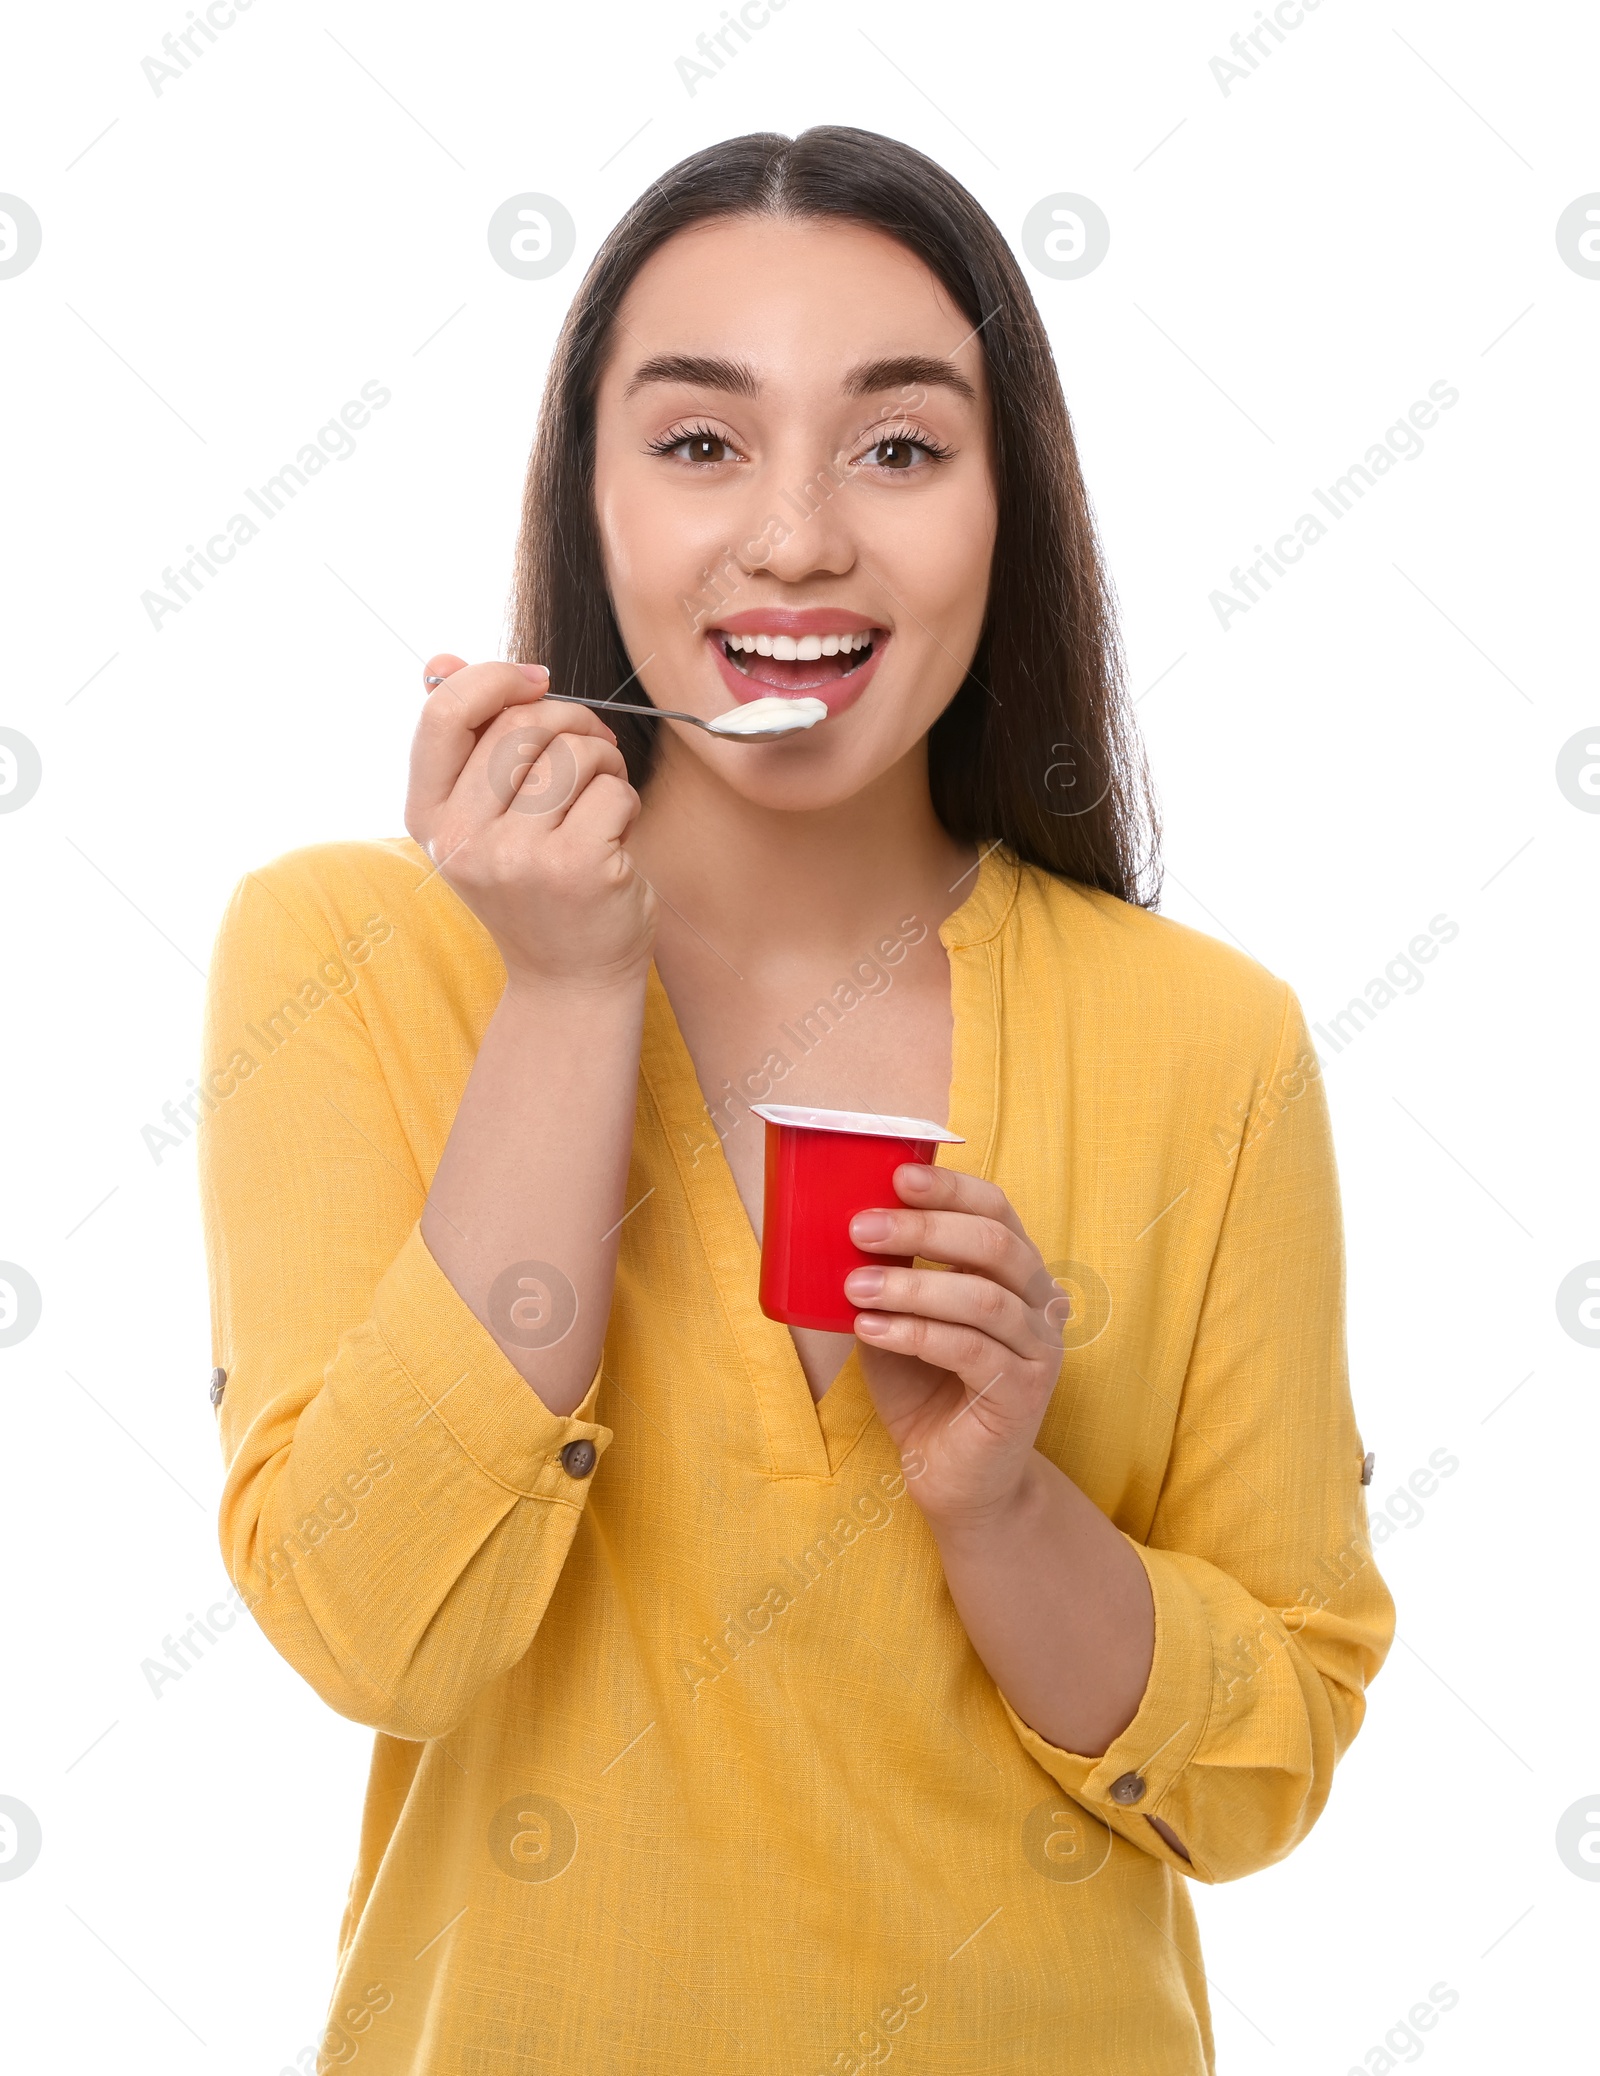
[600,215,988,403]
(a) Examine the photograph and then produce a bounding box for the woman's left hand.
[846,1166,1069,1530]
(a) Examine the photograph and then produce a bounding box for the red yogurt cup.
[750,1103,965,1334]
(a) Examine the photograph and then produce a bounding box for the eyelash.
[643,420,954,469]
[644,420,730,461]
[864,423,954,467]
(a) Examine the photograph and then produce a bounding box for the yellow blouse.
[200,837,1392,2076]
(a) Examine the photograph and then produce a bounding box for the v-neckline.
[635,845,1021,1483]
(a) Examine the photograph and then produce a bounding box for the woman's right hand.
[405,652,657,988]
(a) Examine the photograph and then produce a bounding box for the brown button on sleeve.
[209,1367,227,1408]
[561,1439,597,1479]
[1109,1772,1146,1806]
[1360,1451,1375,1485]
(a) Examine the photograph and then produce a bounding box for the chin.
[674,715,924,815]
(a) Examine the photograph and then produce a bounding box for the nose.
[752,453,858,586]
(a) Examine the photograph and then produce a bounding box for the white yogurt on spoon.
[706,695,828,738]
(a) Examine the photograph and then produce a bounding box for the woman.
[202,127,1392,2074]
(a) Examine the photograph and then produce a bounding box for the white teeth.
[719,628,878,661]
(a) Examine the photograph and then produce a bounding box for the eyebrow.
[622,351,977,405]
[843,355,977,404]
[623,354,759,399]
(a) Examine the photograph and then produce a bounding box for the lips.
[706,609,889,717]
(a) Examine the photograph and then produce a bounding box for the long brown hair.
[509,126,1161,908]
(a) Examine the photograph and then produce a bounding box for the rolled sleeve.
[999,1539,1214,1872]
[1001,982,1394,1884]
[204,856,618,1743]
[371,1225,611,1504]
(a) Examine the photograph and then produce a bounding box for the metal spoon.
[421,677,818,743]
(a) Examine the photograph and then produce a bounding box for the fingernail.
[851,1211,892,1244]
[855,1313,891,1337]
[515,663,549,681]
[900,1164,935,1188]
[845,1266,885,1299]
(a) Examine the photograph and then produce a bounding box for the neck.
[629,737,976,975]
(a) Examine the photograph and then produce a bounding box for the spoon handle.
[542,691,699,726]
[535,689,798,742]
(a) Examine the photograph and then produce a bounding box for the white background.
[1,0,1596,2069]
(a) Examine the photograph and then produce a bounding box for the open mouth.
[716,627,880,694]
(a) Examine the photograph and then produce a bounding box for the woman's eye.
[861,438,934,471]
[665,432,736,464]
